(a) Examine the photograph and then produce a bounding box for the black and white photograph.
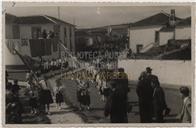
[2,2,194,126]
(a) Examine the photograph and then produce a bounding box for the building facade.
[129,10,181,53]
[5,13,75,66]
[175,17,191,40]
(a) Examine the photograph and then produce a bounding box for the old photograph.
[2,2,193,125]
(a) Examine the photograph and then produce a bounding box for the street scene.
[3,3,192,124]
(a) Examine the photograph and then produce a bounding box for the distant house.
[158,26,175,46]
[175,17,191,40]
[129,10,181,53]
[5,13,75,66]
[75,23,130,52]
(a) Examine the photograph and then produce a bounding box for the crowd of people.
[33,29,56,39]
[68,66,191,123]
[40,58,69,73]
[6,63,191,123]
[6,66,69,123]
[6,80,23,123]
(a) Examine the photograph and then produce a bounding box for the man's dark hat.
[180,86,190,95]
[118,68,124,72]
[146,67,152,72]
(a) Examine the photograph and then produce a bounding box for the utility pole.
[57,6,61,58]
[57,6,63,78]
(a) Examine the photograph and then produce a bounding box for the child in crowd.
[177,86,191,123]
[76,79,91,110]
[55,80,64,109]
[39,77,53,114]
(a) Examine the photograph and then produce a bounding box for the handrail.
[155,45,189,59]
[13,48,39,83]
[140,42,155,52]
[57,40,82,67]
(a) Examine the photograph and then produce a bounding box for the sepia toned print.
[2,2,194,126]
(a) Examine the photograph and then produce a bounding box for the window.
[155,31,159,43]
[12,24,20,39]
[136,44,143,53]
[54,25,60,39]
[64,27,67,47]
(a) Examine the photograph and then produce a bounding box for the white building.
[5,13,75,67]
[159,27,175,46]
[175,17,191,40]
[129,10,180,53]
[158,17,191,46]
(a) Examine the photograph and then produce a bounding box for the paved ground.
[46,77,84,124]
[60,79,183,123]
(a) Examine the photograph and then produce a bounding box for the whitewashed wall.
[159,32,174,46]
[5,41,24,65]
[20,40,31,56]
[118,59,192,86]
[175,26,191,40]
[129,26,161,53]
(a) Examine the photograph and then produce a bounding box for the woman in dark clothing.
[55,81,64,109]
[151,75,169,123]
[39,78,53,114]
[76,80,91,110]
[105,79,128,123]
[28,85,38,115]
[6,84,23,124]
[136,71,154,123]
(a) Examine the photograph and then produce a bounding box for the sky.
[3,2,191,28]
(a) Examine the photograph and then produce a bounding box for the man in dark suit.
[117,68,129,99]
[104,79,128,123]
[136,67,154,123]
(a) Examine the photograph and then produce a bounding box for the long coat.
[136,75,153,123]
[105,87,128,123]
[179,97,191,123]
[152,86,167,122]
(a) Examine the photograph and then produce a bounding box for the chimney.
[169,9,176,27]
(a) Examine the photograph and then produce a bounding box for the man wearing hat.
[177,86,191,123]
[146,67,152,75]
[104,79,128,123]
[137,68,154,123]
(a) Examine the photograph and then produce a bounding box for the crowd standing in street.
[5,62,192,124]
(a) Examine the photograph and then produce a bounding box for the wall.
[175,26,191,40]
[129,26,161,53]
[5,40,24,65]
[159,31,174,46]
[65,25,71,50]
[20,40,31,56]
[118,59,192,86]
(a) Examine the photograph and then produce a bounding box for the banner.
[29,39,52,57]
